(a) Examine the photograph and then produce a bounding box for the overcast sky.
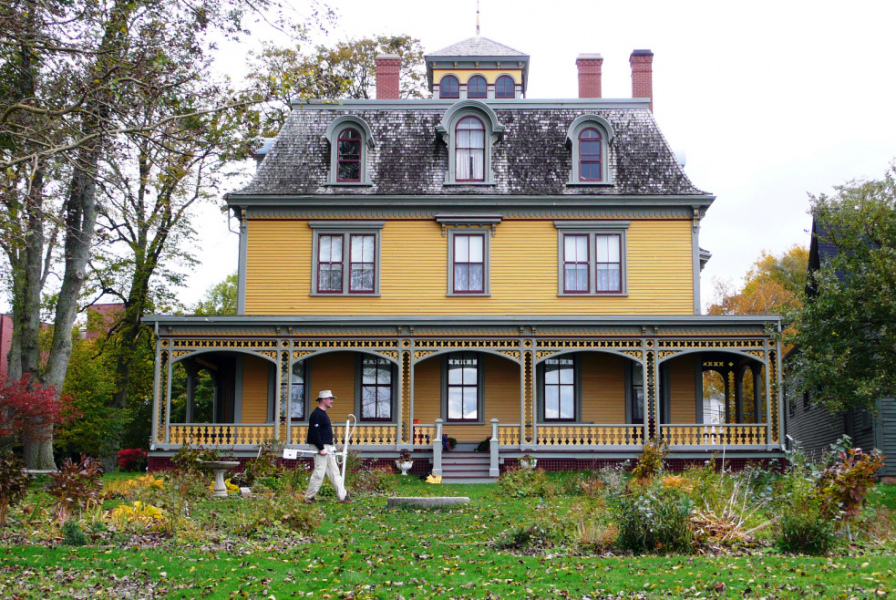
[9,0,891,315]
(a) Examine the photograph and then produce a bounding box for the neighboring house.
[785,219,896,480]
[144,34,785,476]
[83,303,125,341]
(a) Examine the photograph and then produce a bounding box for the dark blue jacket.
[307,407,333,451]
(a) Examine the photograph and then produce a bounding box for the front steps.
[439,451,498,484]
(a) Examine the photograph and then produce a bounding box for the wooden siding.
[244,219,694,315]
[308,352,356,425]
[580,353,626,424]
[879,398,896,477]
[667,355,697,424]
[412,353,521,441]
[241,356,271,423]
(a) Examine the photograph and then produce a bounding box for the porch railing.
[537,424,644,446]
[659,424,768,446]
[169,424,275,446]
[291,424,397,446]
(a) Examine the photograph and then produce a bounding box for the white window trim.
[309,221,384,296]
[436,100,504,186]
[324,116,375,186]
[555,221,629,296]
[565,114,615,186]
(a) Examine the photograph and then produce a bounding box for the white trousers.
[305,445,346,500]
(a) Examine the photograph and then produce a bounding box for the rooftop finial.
[476,0,480,36]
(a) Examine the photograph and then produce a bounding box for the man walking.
[305,390,351,503]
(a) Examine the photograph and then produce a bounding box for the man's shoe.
[338,495,352,504]
[304,497,316,504]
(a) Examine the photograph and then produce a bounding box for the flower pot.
[519,458,537,470]
[396,460,414,476]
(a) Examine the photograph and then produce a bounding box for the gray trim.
[555,222,629,296]
[441,351,486,424]
[437,101,504,185]
[446,228,491,296]
[291,98,651,110]
[309,224,383,297]
[566,115,615,186]
[237,212,248,315]
[227,194,717,210]
[692,213,702,315]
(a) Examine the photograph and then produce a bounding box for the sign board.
[282,448,298,460]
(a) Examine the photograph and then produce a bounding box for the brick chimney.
[630,49,654,112]
[576,54,604,98]
[375,54,401,100]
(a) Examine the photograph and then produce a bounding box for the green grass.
[870,482,896,509]
[2,476,894,599]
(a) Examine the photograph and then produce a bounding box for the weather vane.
[476,0,480,36]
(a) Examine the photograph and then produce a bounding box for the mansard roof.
[427,36,527,59]
[231,99,708,199]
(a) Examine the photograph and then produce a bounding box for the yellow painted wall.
[412,353,521,441]
[241,356,271,423]
[307,352,356,424]
[433,69,523,85]
[245,219,694,315]
[580,353,627,424]
[667,355,697,424]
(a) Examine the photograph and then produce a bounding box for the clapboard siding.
[878,397,896,477]
[244,218,694,315]
[580,353,626,424]
[786,395,848,465]
[667,355,697,424]
[241,356,271,423]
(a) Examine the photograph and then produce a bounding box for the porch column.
[765,352,773,446]
[723,368,731,424]
[734,365,744,423]
[151,337,162,448]
[647,349,657,441]
[489,418,500,477]
[522,347,535,449]
[406,339,415,446]
[275,349,287,442]
[164,352,173,444]
[642,352,650,445]
[752,365,763,423]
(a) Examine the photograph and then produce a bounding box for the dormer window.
[565,114,614,186]
[578,128,603,182]
[437,101,504,186]
[495,75,515,99]
[467,75,487,99]
[455,116,485,182]
[337,128,361,182]
[325,116,375,186]
[440,75,459,99]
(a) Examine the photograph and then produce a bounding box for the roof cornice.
[290,98,651,110]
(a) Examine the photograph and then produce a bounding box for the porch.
[145,315,785,468]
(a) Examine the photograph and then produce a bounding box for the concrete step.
[440,477,497,484]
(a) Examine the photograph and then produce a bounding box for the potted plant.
[396,449,414,476]
[519,454,537,470]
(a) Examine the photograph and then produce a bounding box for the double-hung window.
[555,222,629,296]
[287,361,306,420]
[360,356,392,421]
[543,357,576,421]
[310,222,383,296]
[446,352,480,422]
[455,116,485,182]
[453,234,484,293]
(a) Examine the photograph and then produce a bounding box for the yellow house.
[145,36,784,478]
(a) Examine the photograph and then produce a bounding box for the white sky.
[8,0,892,314]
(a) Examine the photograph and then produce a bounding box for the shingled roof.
[233,101,708,198]
[427,36,528,58]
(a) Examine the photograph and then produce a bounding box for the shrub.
[234,439,283,487]
[169,444,220,478]
[106,501,167,531]
[496,503,573,550]
[61,519,88,546]
[776,501,837,555]
[497,466,554,498]
[116,448,147,472]
[0,452,30,526]
[632,439,667,481]
[817,438,885,522]
[351,464,397,496]
[615,484,694,554]
[46,456,103,521]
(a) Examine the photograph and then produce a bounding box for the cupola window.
[440,75,459,99]
[467,75,487,99]
[495,75,515,98]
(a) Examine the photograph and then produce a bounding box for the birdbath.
[200,460,240,498]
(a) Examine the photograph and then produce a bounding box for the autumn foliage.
[0,374,75,449]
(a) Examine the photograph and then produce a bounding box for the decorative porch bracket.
[433,419,443,476]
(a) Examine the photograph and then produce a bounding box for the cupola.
[425,36,530,100]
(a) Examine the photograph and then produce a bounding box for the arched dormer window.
[455,117,485,181]
[440,75,459,99]
[325,116,375,185]
[436,100,505,185]
[467,75,487,99]
[578,128,602,182]
[495,75,515,99]
[337,128,361,182]
[565,114,615,186]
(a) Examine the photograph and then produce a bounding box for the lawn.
[1,473,895,599]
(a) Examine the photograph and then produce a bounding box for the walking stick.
[335,414,357,482]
